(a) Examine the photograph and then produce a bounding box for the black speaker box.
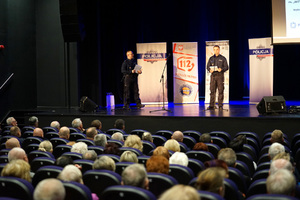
[80,96,98,112]
[256,96,287,114]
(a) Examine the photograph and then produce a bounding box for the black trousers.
[123,74,141,106]
[209,73,225,107]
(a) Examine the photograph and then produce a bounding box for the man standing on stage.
[121,50,144,110]
[207,45,229,110]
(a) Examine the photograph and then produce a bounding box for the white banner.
[136,43,167,103]
[249,38,273,103]
[173,42,199,103]
[205,41,230,104]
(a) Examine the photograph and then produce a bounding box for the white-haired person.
[72,118,84,132]
[71,142,88,155]
[169,152,189,167]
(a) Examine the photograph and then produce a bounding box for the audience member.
[271,129,284,144]
[159,185,200,200]
[91,119,102,132]
[6,117,17,126]
[270,158,293,175]
[33,127,44,139]
[172,131,184,142]
[120,151,138,163]
[72,118,84,132]
[121,163,149,189]
[200,133,212,143]
[146,155,169,174]
[111,132,124,142]
[58,126,70,140]
[8,147,28,163]
[217,148,236,167]
[94,134,107,147]
[86,127,97,141]
[114,119,125,130]
[1,159,31,182]
[142,132,153,143]
[169,152,189,167]
[82,150,97,161]
[5,138,20,149]
[56,155,74,168]
[104,143,121,155]
[195,167,225,197]
[193,142,209,151]
[93,156,116,171]
[71,142,88,155]
[153,146,170,160]
[58,164,83,184]
[10,126,21,138]
[124,135,143,152]
[273,152,290,161]
[269,142,285,160]
[229,135,247,152]
[266,169,296,196]
[50,121,60,131]
[34,178,66,200]
[38,140,53,153]
[204,159,229,178]
[29,116,39,127]
[164,139,180,152]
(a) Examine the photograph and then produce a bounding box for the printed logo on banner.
[140,50,166,64]
[179,84,193,96]
[249,44,273,61]
[177,56,195,72]
[178,45,184,51]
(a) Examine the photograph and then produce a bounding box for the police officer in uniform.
[121,50,144,109]
[206,45,229,110]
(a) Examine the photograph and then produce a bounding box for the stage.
[13,100,300,142]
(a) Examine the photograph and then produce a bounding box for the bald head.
[172,131,184,142]
[5,138,20,149]
[50,121,60,130]
[33,128,44,138]
[270,159,294,175]
[59,126,70,140]
[8,147,28,163]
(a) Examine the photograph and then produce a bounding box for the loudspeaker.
[80,96,98,112]
[256,96,287,114]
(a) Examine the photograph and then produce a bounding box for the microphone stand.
[150,55,172,113]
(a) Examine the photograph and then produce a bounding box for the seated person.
[159,185,199,200]
[1,159,31,182]
[142,132,153,143]
[146,155,169,175]
[193,142,209,151]
[164,139,180,152]
[124,135,143,152]
[93,156,116,172]
[121,163,149,190]
[120,151,138,163]
[169,152,188,167]
[153,146,170,160]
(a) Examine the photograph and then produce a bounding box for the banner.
[136,43,167,103]
[173,42,199,103]
[249,38,273,103]
[205,41,230,104]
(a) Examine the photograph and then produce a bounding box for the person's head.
[159,185,200,200]
[193,142,209,151]
[34,178,66,200]
[164,139,180,152]
[29,116,39,127]
[169,152,189,167]
[6,117,17,126]
[71,142,88,155]
[146,155,169,174]
[266,169,296,196]
[196,167,225,197]
[8,147,28,163]
[271,129,284,144]
[91,119,102,130]
[5,138,20,149]
[126,51,134,60]
[50,121,60,130]
[33,127,44,138]
[124,135,143,152]
[120,151,138,163]
[121,163,148,189]
[104,143,121,155]
[273,152,290,161]
[58,164,83,184]
[72,118,83,130]
[1,159,31,182]
[86,127,97,140]
[93,156,116,171]
[172,131,184,142]
[153,146,170,160]
[269,142,285,160]
[114,119,125,130]
[82,150,97,161]
[38,140,53,153]
[111,132,124,141]
[58,126,70,140]
[270,158,293,175]
[94,134,107,147]
[213,45,220,56]
[10,126,21,137]
[204,159,229,178]
[56,155,74,168]
[200,133,212,143]
[229,135,247,152]
[142,132,153,143]
[217,148,236,167]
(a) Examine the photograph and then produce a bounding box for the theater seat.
[28,150,55,163]
[246,179,267,198]
[186,150,214,163]
[73,159,94,174]
[101,185,156,200]
[152,135,167,147]
[119,147,143,156]
[228,167,247,194]
[63,181,93,200]
[155,130,173,140]
[169,164,194,185]
[188,158,205,177]
[115,162,134,175]
[0,177,34,199]
[88,146,104,155]
[106,128,126,135]
[147,172,178,197]
[197,190,225,200]
[32,165,63,187]
[224,178,244,200]
[142,141,156,155]
[246,194,298,200]
[183,130,201,142]
[31,157,56,172]
[210,131,231,144]
[62,152,83,161]
[69,132,86,141]
[130,129,148,139]
[52,144,72,158]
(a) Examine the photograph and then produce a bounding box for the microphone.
[0,45,4,50]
